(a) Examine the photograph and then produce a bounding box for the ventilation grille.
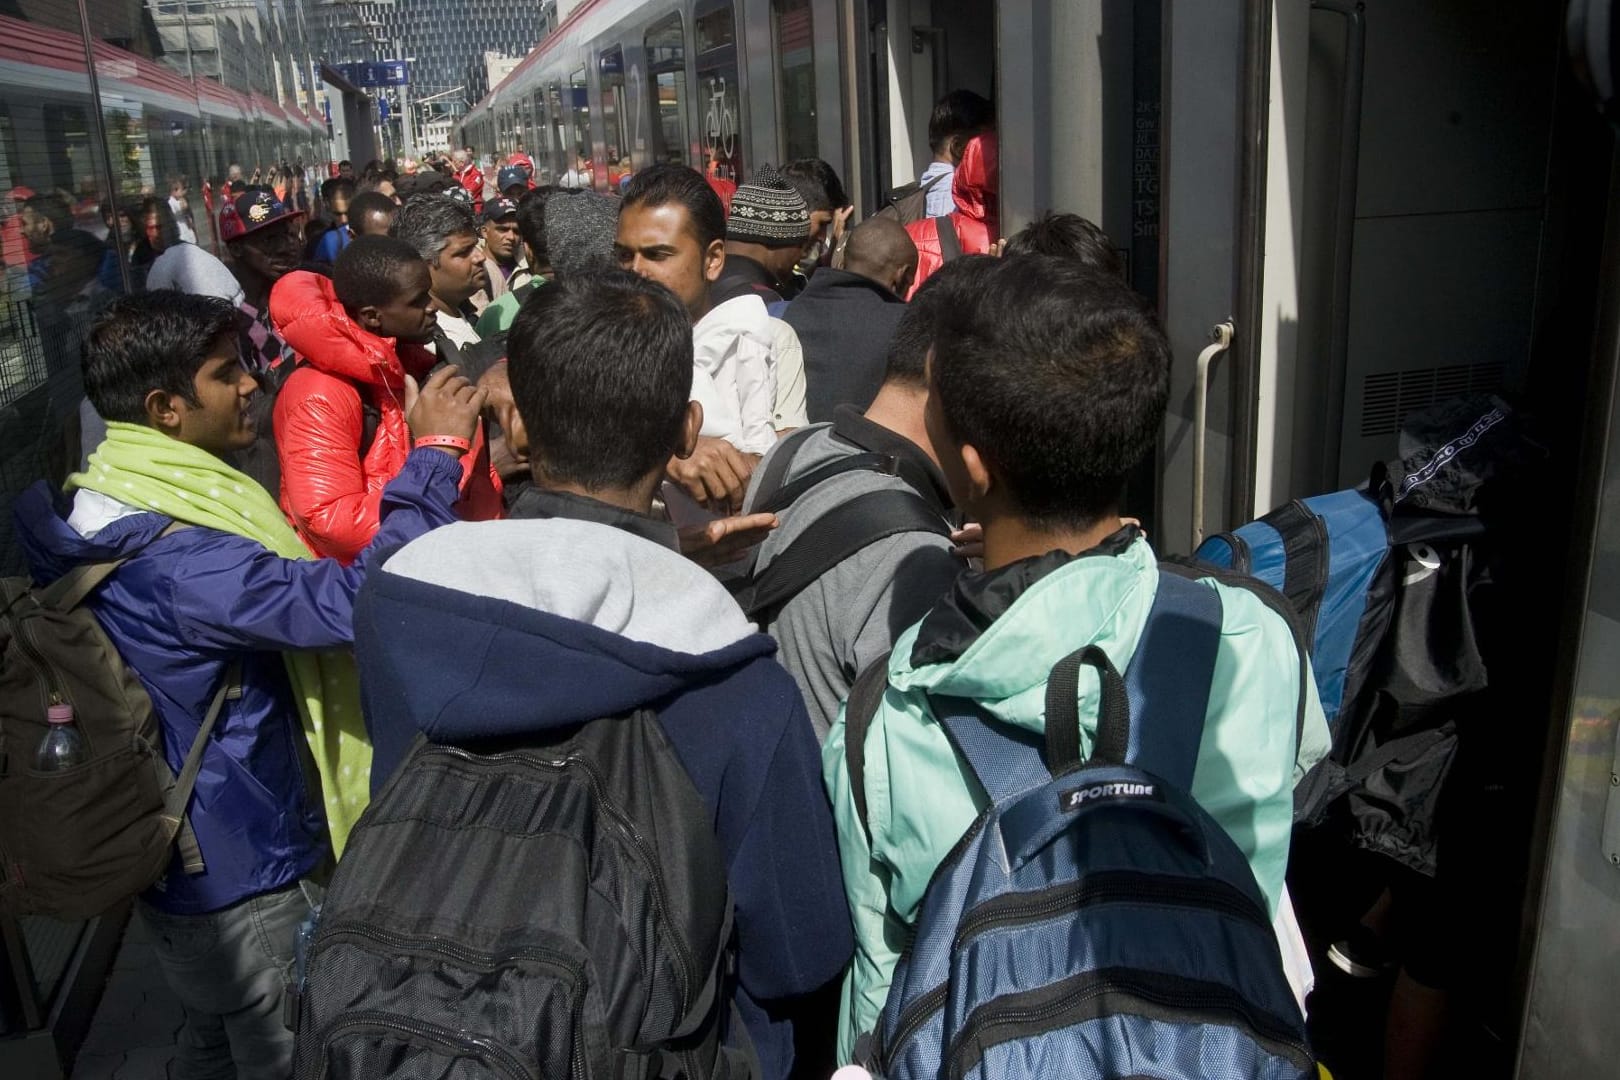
[1359,362,1505,437]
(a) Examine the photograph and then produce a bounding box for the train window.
[548,83,569,180]
[600,47,631,182]
[566,68,592,187]
[772,0,817,160]
[694,0,743,181]
[645,13,689,167]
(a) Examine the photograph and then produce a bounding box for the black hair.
[927,90,995,155]
[82,290,240,424]
[506,269,692,491]
[883,255,999,386]
[348,191,398,232]
[339,159,352,168]
[516,186,559,260]
[334,235,425,311]
[621,163,726,250]
[932,256,1170,527]
[1004,212,1124,277]
[24,192,73,232]
[134,195,182,251]
[320,177,356,203]
[780,158,850,212]
[391,195,478,264]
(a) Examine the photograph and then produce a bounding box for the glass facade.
[0,0,328,578]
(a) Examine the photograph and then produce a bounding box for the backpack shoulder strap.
[755,452,898,516]
[1256,499,1330,638]
[1163,557,1312,755]
[748,424,825,511]
[1115,570,1224,790]
[937,215,963,263]
[166,660,243,874]
[843,653,891,849]
[40,521,189,611]
[737,489,949,621]
[358,393,382,461]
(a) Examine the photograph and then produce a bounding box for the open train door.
[994,2,1268,550]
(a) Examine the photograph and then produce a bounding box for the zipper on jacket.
[942,968,1312,1080]
[951,870,1273,952]
[313,925,588,1080]
[321,1011,541,1080]
[420,744,699,1017]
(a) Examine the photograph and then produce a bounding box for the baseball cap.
[482,196,519,223]
[497,166,529,192]
[219,188,304,242]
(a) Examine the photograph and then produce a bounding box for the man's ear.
[675,400,703,459]
[960,441,993,505]
[355,304,384,333]
[703,239,725,285]
[142,388,184,434]
[893,263,916,297]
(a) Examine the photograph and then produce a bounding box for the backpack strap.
[40,521,189,612]
[843,652,891,848]
[735,490,949,621]
[165,660,243,874]
[1117,571,1223,789]
[754,452,929,517]
[1165,557,1312,756]
[1256,499,1329,641]
[748,425,823,511]
[937,216,963,263]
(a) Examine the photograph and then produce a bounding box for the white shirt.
[433,308,481,352]
[691,295,779,456]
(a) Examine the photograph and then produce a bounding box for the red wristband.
[414,435,472,452]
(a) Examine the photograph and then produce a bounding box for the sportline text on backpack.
[1058,781,1161,811]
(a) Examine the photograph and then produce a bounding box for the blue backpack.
[1195,483,1393,737]
[872,571,1314,1080]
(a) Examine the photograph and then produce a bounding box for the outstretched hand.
[679,512,779,567]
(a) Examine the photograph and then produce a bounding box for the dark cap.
[497,166,529,192]
[482,196,519,223]
[219,188,304,242]
[445,186,473,208]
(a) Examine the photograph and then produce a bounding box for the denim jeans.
[136,882,316,1080]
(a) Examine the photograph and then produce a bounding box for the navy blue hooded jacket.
[353,490,854,1080]
[12,449,463,914]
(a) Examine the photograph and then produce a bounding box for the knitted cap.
[544,191,620,277]
[725,167,810,247]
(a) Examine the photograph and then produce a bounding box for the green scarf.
[69,422,371,855]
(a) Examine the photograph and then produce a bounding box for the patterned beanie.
[726,167,810,247]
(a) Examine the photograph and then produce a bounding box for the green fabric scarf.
[69,421,371,855]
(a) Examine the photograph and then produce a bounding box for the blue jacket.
[13,449,463,915]
[354,489,854,1080]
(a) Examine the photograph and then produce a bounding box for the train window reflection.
[566,68,591,188]
[646,13,688,167]
[599,48,632,188]
[772,0,817,161]
[695,0,742,182]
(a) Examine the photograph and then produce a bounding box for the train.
[461,2,1620,1077]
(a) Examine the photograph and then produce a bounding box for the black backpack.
[292,713,756,1080]
[872,172,950,226]
[730,426,952,624]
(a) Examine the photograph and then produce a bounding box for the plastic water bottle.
[35,703,89,771]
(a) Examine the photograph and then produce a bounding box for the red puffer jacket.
[270,271,503,563]
[905,132,999,298]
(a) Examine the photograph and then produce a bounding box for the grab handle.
[1192,321,1236,550]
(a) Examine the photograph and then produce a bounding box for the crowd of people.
[11,87,1327,1080]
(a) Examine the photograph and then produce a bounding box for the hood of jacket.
[14,482,169,584]
[357,517,778,742]
[889,528,1155,734]
[951,132,998,225]
[269,270,431,390]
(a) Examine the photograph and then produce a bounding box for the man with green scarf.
[14,290,484,1078]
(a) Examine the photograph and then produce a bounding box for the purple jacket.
[13,449,463,914]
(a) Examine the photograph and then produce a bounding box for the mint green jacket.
[820,536,1331,1060]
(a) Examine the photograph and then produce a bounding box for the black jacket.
[782,269,907,422]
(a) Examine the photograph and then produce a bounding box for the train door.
[859,1,994,206]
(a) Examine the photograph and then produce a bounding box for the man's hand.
[666,436,758,514]
[678,513,778,568]
[476,362,528,475]
[405,365,485,456]
[950,521,984,560]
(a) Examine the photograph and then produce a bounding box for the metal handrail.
[1192,321,1237,550]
